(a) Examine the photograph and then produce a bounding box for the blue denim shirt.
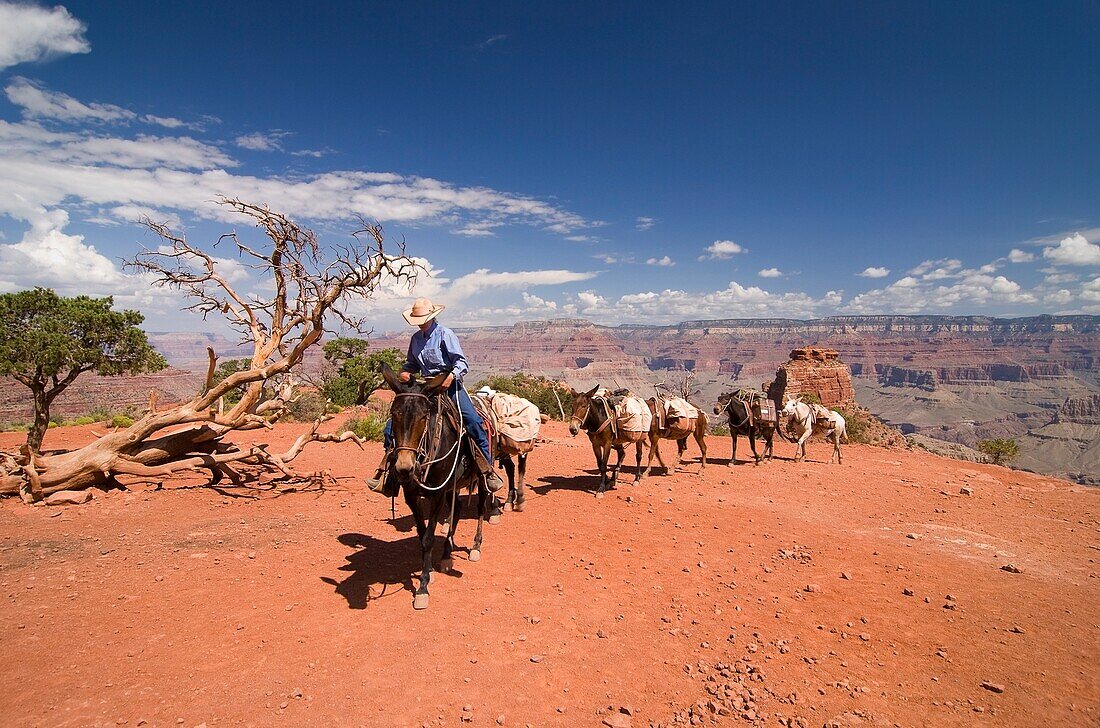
[402,321,469,383]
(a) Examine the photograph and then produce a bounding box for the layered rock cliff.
[1055,394,1100,426]
[767,347,857,408]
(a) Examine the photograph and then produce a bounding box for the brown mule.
[643,397,708,476]
[380,364,491,610]
[567,386,648,497]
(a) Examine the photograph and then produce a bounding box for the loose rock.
[602,714,631,728]
[46,490,93,506]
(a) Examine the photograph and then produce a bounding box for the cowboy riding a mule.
[367,298,505,609]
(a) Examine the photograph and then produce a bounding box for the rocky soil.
[1,420,1097,727]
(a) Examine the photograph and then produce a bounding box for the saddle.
[727,389,778,426]
[650,394,699,430]
[470,394,497,459]
[594,395,620,440]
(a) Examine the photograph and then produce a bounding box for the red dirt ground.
[1,420,1097,728]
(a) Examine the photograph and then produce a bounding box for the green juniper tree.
[322,338,403,405]
[0,288,166,453]
[976,438,1020,466]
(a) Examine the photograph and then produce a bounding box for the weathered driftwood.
[0,199,416,503]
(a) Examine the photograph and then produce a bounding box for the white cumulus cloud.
[446,268,597,301]
[1008,248,1034,263]
[699,240,744,260]
[1043,233,1100,266]
[758,267,783,278]
[0,2,89,72]
[647,255,674,267]
[857,266,890,278]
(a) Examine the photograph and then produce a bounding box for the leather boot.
[365,450,392,493]
[472,447,504,493]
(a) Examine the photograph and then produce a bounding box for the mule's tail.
[774,421,795,443]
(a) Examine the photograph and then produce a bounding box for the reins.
[572,396,615,436]
[391,389,465,493]
[723,398,753,429]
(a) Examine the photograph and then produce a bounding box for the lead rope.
[415,384,465,493]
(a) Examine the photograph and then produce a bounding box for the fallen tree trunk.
[0,199,416,504]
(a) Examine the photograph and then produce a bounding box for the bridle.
[720,395,753,429]
[570,395,614,435]
[391,390,464,492]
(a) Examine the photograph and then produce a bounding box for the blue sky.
[0,1,1098,332]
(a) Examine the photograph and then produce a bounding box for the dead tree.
[0,198,417,503]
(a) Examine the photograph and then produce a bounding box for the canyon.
[2,315,1097,483]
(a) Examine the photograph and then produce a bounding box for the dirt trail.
[1,421,1097,727]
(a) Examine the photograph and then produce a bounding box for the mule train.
[713,372,846,466]
[566,385,707,496]
[374,364,845,608]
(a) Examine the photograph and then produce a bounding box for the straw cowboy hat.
[402,297,445,326]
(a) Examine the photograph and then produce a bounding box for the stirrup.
[483,469,505,494]
[366,470,387,493]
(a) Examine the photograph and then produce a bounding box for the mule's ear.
[423,370,451,395]
[380,363,405,392]
[584,385,599,398]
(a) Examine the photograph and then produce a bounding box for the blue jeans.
[384,382,492,463]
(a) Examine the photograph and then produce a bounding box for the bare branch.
[3,200,421,501]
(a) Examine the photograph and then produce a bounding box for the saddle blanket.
[664,397,699,420]
[614,395,653,433]
[488,392,541,442]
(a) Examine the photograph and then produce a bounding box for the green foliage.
[68,416,97,426]
[0,422,30,432]
[0,288,166,381]
[798,391,823,406]
[709,423,731,436]
[211,358,252,406]
[976,438,1020,465]
[110,414,135,428]
[87,406,114,421]
[473,372,570,421]
[322,339,404,405]
[0,288,166,451]
[343,413,388,442]
[836,407,871,444]
[321,375,359,407]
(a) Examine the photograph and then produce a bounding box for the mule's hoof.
[594,491,604,499]
[488,514,502,525]
[469,549,481,562]
[440,557,454,572]
[513,500,525,513]
[413,593,430,610]
[504,501,514,511]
